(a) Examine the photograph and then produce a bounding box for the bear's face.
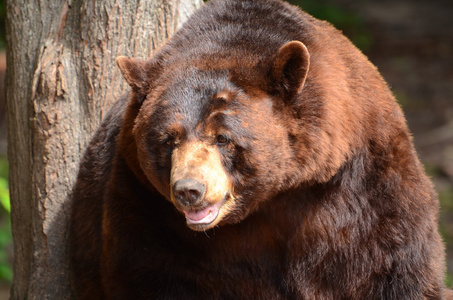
[117,41,310,231]
[133,69,295,230]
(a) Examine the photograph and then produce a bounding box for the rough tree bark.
[5,0,202,298]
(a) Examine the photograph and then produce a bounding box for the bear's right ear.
[271,41,310,100]
[116,56,149,94]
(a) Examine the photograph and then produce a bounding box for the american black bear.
[69,0,451,299]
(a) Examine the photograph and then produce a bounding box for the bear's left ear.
[116,56,149,94]
[271,41,310,99]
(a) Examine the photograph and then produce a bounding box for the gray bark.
[5,0,202,299]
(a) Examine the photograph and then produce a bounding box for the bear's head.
[116,41,326,231]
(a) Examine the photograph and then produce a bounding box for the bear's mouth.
[182,194,230,229]
[183,202,222,225]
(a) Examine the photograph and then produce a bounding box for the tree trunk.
[5,0,202,298]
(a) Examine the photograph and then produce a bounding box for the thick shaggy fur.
[69,0,450,299]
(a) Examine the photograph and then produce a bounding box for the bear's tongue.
[184,204,219,225]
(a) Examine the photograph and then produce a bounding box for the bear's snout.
[169,141,235,230]
[172,178,206,207]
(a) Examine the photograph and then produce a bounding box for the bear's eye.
[163,136,175,148]
[216,134,230,146]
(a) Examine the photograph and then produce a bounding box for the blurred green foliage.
[0,0,11,285]
[0,0,9,284]
[0,218,12,283]
[0,155,11,284]
[439,186,453,288]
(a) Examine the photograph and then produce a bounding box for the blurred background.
[0,0,451,297]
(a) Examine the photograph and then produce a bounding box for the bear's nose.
[172,179,205,206]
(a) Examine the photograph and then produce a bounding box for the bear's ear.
[116,56,149,94]
[271,41,310,99]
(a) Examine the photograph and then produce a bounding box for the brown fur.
[69,0,450,299]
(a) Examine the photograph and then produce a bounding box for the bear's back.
[159,0,330,67]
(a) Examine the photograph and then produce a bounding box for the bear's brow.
[164,122,185,138]
[211,96,230,108]
[207,109,236,121]
[205,95,237,120]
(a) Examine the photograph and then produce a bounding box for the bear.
[69,0,451,299]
